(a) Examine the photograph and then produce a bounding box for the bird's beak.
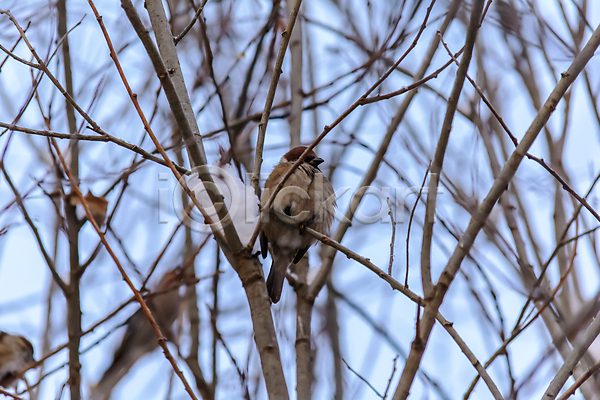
[309,157,324,167]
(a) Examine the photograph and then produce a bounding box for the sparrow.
[260,146,335,303]
[91,268,183,400]
[0,331,35,389]
[69,191,109,227]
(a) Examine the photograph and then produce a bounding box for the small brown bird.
[0,331,35,389]
[91,268,183,400]
[260,146,335,303]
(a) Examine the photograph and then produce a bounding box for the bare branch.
[392,18,600,400]
[251,0,303,195]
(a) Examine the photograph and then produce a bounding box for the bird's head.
[18,336,35,364]
[281,146,324,168]
[157,267,184,291]
[0,331,35,364]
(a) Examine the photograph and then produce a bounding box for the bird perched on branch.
[90,268,183,400]
[260,146,335,303]
[0,331,34,389]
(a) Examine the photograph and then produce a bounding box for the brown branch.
[124,0,240,255]
[277,3,314,397]
[325,283,343,400]
[441,33,600,227]
[406,163,430,287]
[0,388,25,400]
[0,42,40,69]
[48,134,200,400]
[526,154,600,224]
[543,309,600,398]
[0,10,107,136]
[386,197,396,275]
[306,227,504,399]
[0,165,67,292]
[419,0,485,301]
[295,258,313,400]
[136,1,289,397]
[358,56,457,105]
[210,247,220,396]
[392,18,600,400]
[556,361,600,400]
[305,0,460,300]
[342,358,384,398]
[251,0,303,194]
[0,121,190,175]
[287,0,303,147]
[57,2,83,398]
[90,0,230,255]
[173,0,209,44]
[178,143,213,400]
[383,356,399,400]
[248,0,440,251]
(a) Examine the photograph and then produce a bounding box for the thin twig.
[386,197,396,275]
[208,305,250,400]
[359,55,458,105]
[306,0,458,301]
[0,42,40,69]
[342,358,384,398]
[88,0,229,251]
[0,21,30,71]
[0,10,107,135]
[306,227,504,399]
[556,361,600,400]
[527,154,600,224]
[406,163,430,287]
[383,356,399,400]
[393,19,600,400]
[251,0,304,195]
[0,121,189,175]
[0,388,25,400]
[287,0,303,147]
[419,0,484,300]
[248,0,439,250]
[48,134,199,400]
[440,33,600,226]
[0,165,67,292]
[173,0,209,44]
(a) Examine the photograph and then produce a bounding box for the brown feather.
[260,146,335,303]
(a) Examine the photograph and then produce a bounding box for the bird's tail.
[89,350,136,400]
[266,255,290,303]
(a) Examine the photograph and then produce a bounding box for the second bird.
[90,268,183,400]
[0,331,34,389]
[260,146,335,303]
